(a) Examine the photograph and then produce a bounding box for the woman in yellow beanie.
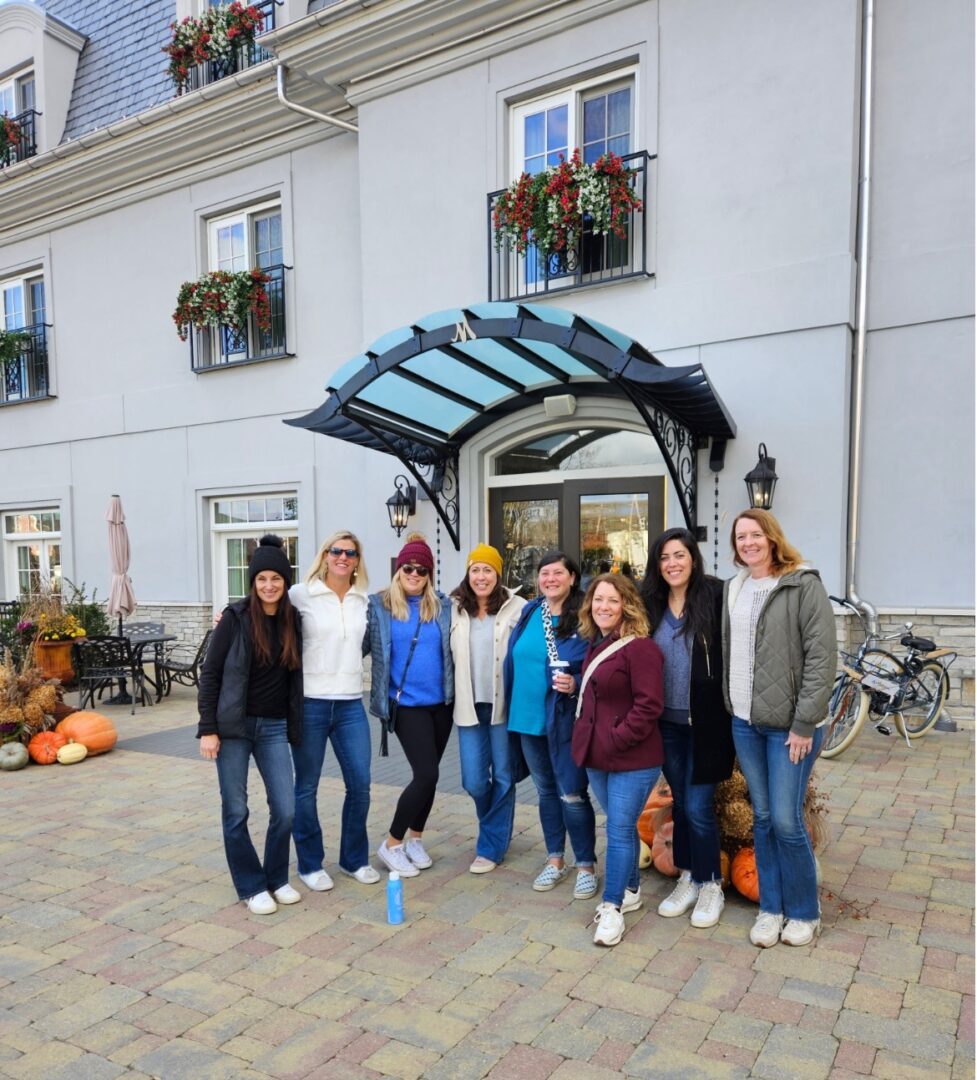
[449,544,526,872]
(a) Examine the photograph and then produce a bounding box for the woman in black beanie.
[197,535,304,914]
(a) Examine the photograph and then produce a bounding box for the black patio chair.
[157,628,213,697]
[74,636,147,715]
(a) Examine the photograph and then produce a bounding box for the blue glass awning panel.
[401,351,512,407]
[516,338,594,377]
[453,338,564,389]
[357,374,471,433]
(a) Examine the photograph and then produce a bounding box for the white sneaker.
[404,837,433,869]
[593,903,625,947]
[246,891,277,915]
[781,917,821,946]
[273,883,302,905]
[658,870,699,917]
[621,887,643,914]
[750,910,785,948]
[299,870,334,892]
[377,842,419,877]
[690,881,724,928]
[341,865,381,885]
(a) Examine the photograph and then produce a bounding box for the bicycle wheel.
[861,651,906,719]
[821,676,869,758]
[895,661,949,739]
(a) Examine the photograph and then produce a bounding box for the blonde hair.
[304,530,369,589]
[578,573,650,641]
[730,509,803,576]
[382,569,441,623]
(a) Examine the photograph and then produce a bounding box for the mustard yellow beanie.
[467,543,503,576]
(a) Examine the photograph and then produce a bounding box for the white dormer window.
[0,71,35,118]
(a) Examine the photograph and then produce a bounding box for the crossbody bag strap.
[575,635,635,719]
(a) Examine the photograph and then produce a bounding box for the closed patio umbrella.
[106,494,136,636]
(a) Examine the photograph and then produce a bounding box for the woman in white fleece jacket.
[288,531,379,890]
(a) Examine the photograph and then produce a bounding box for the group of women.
[197,508,835,951]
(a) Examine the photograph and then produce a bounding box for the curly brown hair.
[578,573,650,641]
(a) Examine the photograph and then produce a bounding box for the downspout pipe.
[846,0,879,636]
[274,63,359,134]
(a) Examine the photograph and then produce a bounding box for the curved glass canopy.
[285,302,736,546]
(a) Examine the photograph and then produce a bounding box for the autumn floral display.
[172,269,272,341]
[163,2,265,91]
[493,149,643,257]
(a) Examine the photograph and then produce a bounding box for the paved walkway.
[0,689,972,1079]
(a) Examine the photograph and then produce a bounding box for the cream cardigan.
[449,588,526,726]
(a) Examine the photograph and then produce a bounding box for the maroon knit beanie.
[396,537,434,574]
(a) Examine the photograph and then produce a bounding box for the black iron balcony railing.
[185,0,280,93]
[0,110,39,168]
[0,324,51,405]
[487,151,654,302]
[190,264,291,371]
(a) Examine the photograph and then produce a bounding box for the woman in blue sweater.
[364,534,453,877]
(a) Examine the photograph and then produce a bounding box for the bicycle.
[820,596,956,759]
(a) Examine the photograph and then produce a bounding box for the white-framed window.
[510,70,636,179]
[210,493,298,608]
[1,270,45,331]
[0,70,35,117]
[201,200,286,364]
[3,509,61,597]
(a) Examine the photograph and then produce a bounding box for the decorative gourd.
[637,778,672,846]
[0,742,29,771]
[55,711,117,756]
[731,847,760,901]
[719,849,731,887]
[651,819,678,877]
[28,731,67,765]
[56,741,88,765]
[638,839,653,869]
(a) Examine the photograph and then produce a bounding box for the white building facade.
[0,0,973,707]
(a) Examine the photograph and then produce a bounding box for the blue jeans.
[215,716,295,900]
[660,722,722,884]
[732,718,824,920]
[292,698,371,874]
[520,733,596,866]
[588,766,660,906]
[457,703,516,863]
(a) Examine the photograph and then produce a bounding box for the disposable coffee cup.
[550,660,569,688]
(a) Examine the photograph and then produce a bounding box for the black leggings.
[389,702,454,840]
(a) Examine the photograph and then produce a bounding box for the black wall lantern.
[386,475,417,536]
[744,443,778,510]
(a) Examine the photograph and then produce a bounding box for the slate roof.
[39,0,175,142]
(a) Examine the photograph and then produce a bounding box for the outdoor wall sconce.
[744,443,778,510]
[386,475,417,536]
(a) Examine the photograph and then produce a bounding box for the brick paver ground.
[0,688,972,1079]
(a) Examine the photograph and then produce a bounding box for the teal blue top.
[506,608,557,736]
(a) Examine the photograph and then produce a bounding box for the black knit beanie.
[248,534,293,587]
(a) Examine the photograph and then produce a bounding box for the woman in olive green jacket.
[722,509,835,950]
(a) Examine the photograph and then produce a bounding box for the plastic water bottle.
[386,871,404,925]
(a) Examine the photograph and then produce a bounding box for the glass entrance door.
[489,476,665,597]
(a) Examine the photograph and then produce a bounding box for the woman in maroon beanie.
[573,573,664,947]
[364,534,454,876]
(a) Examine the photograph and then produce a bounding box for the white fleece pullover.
[289,580,368,698]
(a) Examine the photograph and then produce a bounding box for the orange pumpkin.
[731,847,760,901]
[28,731,67,765]
[651,819,679,877]
[55,711,117,756]
[637,779,672,846]
[719,849,731,887]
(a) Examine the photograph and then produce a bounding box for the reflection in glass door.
[490,477,664,597]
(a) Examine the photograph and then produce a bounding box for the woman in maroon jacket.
[573,573,664,947]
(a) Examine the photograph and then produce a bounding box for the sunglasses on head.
[328,547,358,558]
[401,564,429,577]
